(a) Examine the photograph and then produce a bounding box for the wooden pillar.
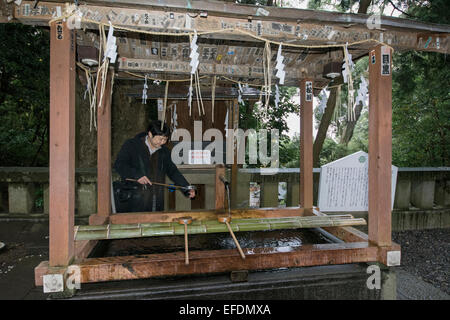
[231,99,239,208]
[97,69,114,220]
[49,21,76,267]
[215,164,226,210]
[300,79,314,215]
[368,45,393,247]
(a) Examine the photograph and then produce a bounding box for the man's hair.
[147,120,171,138]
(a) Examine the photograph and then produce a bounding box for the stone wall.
[75,77,158,168]
[0,167,448,228]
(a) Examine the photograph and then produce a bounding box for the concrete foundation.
[234,173,250,208]
[394,179,411,209]
[68,263,396,300]
[260,181,278,208]
[287,183,299,207]
[435,179,450,207]
[76,182,97,216]
[0,189,3,212]
[343,208,450,231]
[43,183,49,214]
[411,179,435,209]
[8,183,35,214]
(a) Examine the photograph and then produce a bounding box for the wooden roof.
[3,0,450,90]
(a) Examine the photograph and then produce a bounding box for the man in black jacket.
[113,120,195,212]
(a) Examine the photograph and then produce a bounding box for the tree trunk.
[339,101,364,146]
[311,1,370,166]
[313,79,341,167]
[357,0,372,13]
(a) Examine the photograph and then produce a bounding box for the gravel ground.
[392,228,450,295]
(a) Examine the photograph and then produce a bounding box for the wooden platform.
[34,208,400,286]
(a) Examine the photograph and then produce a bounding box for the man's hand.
[137,176,152,185]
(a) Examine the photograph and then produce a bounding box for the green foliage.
[347,109,368,152]
[406,0,450,24]
[0,23,50,166]
[307,0,359,12]
[309,0,450,167]
[392,51,450,166]
[239,86,298,136]
[239,86,299,168]
[280,133,300,168]
[391,0,450,166]
[318,138,349,165]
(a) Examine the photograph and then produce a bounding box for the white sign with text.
[317,151,397,212]
[188,150,211,165]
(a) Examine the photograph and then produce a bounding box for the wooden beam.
[35,242,378,285]
[0,0,14,22]
[89,214,109,225]
[110,207,305,224]
[13,1,449,53]
[97,69,114,219]
[117,57,316,86]
[417,33,448,53]
[368,45,393,247]
[48,20,76,267]
[74,240,99,260]
[299,79,314,214]
[311,208,369,242]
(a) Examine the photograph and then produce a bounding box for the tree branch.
[387,0,416,18]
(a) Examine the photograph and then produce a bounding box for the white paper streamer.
[142,74,148,104]
[355,75,368,107]
[188,75,193,115]
[342,44,354,84]
[189,31,199,74]
[342,43,355,120]
[224,107,229,138]
[275,84,280,108]
[317,89,328,114]
[275,44,285,85]
[172,104,178,131]
[105,22,117,63]
[238,82,244,104]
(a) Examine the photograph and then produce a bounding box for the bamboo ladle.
[218,215,246,260]
[218,175,245,260]
[125,178,196,191]
[177,216,193,265]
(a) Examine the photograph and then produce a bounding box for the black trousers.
[113,181,164,213]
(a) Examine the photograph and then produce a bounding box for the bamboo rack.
[74,215,366,241]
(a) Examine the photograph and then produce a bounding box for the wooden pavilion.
[1,0,449,291]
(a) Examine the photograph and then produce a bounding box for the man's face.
[148,132,168,148]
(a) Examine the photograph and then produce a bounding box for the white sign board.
[317,151,397,212]
[188,150,211,165]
